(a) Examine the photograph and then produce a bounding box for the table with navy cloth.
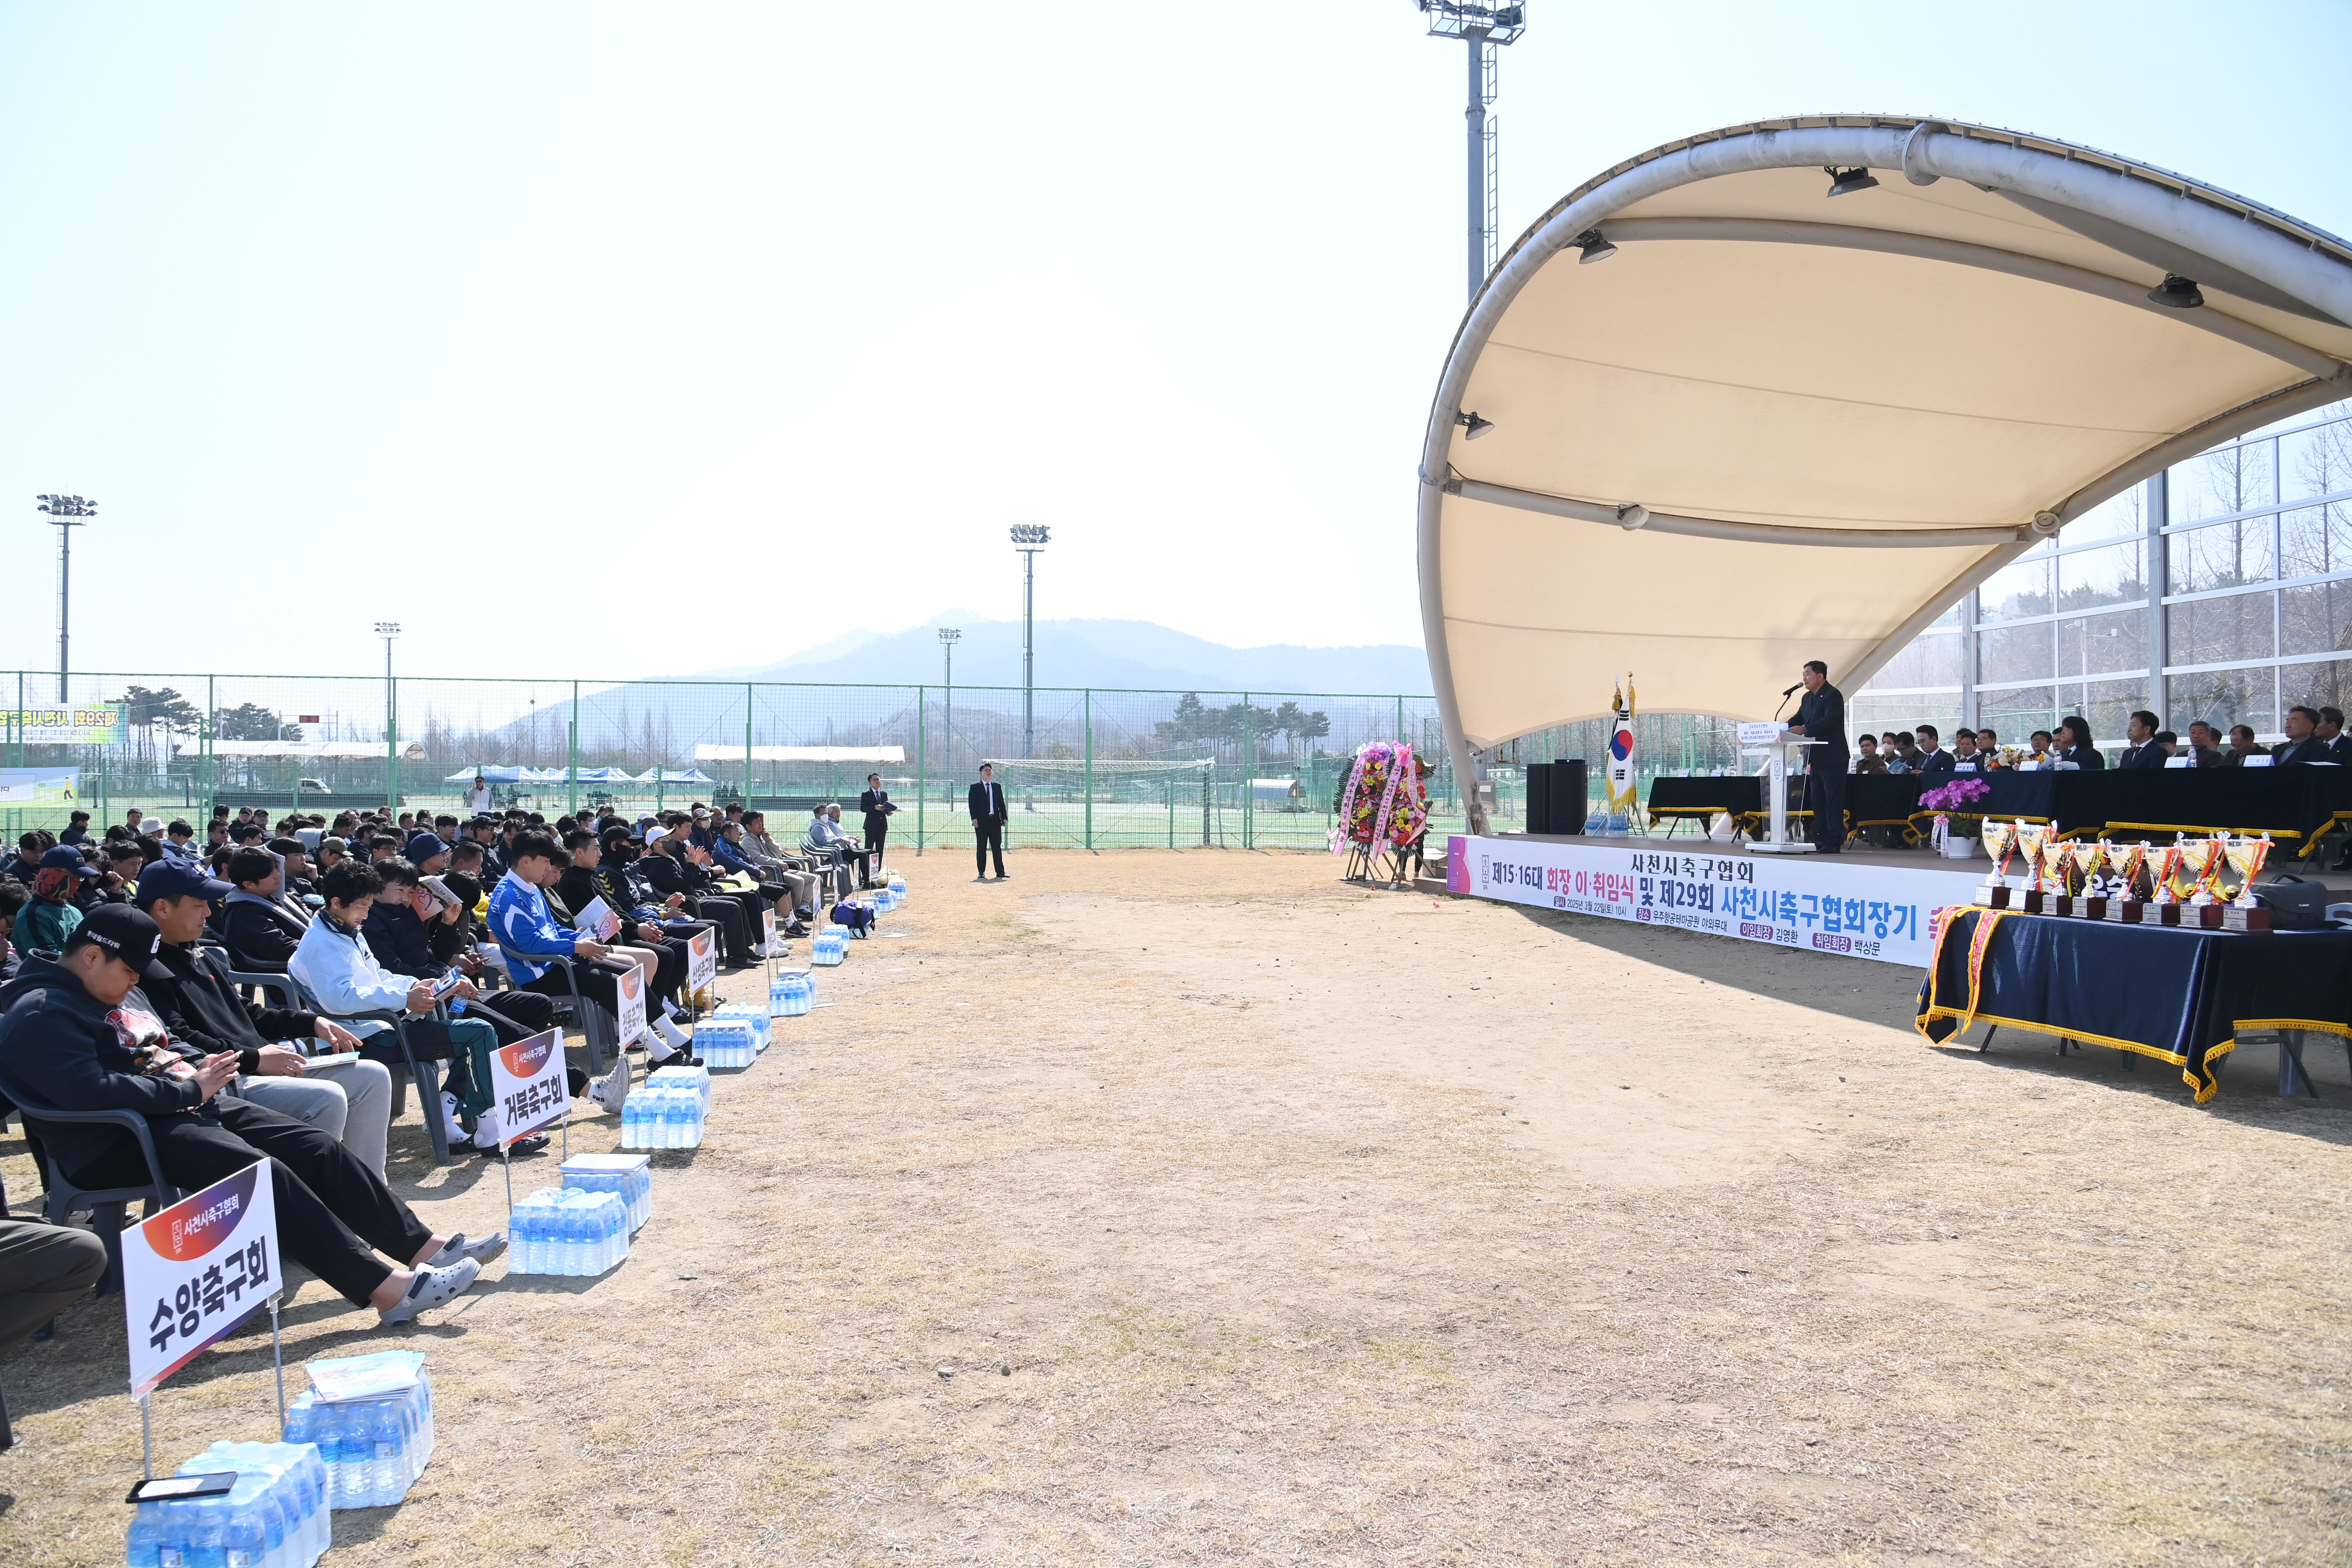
[1916,906,2352,1101]
[1645,776,1759,825]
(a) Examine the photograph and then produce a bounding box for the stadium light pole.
[1415,2,1527,301]
[35,494,96,702]
[375,622,400,809]
[1010,525,1049,759]
[939,626,961,798]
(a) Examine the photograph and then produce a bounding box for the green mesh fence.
[0,671,1738,848]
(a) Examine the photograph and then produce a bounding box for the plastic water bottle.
[128,1500,168,1567]
[367,1399,404,1506]
[336,1405,371,1511]
[186,1496,228,1568]
[155,1500,197,1567]
[889,872,906,902]
[221,1478,266,1568]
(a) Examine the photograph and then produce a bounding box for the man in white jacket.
[291,858,563,1156]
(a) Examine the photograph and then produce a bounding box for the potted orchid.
[1918,776,1993,856]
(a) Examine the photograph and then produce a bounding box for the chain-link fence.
[0,671,1743,849]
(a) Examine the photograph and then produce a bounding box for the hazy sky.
[2,2,2345,683]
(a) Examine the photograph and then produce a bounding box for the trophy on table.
[2014,822,2052,914]
[2072,840,2113,918]
[2102,840,2149,923]
[2148,841,2186,925]
[2183,835,2229,928]
[2222,831,2274,932]
[1980,819,2019,907]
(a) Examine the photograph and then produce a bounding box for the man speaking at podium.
[1785,660,1848,854]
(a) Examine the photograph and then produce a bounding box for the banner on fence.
[1449,834,1983,967]
[3,705,124,745]
[488,1028,570,1147]
[124,1164,280,1396]
[0,768,79,804]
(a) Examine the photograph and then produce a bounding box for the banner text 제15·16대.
[1448,835,1984,966]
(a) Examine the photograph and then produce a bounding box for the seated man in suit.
[2225,724,2267,764]
[2181,720,2227,768]
[2052,716,2106,768]
[2273,705,2334,764]
[1912,725,1955,779]
[1852,734,1888,774]
[2320,706,2352,762]
[1949,730,1985,770]
[2117,710,2169,769]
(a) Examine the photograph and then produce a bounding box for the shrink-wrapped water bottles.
[559,1152,653,1231]
[711,1002,770,1053]
[887,872,906,902]
[769,970,814,1017]
[620,1071,708,1149]
[275,1353,435,1511]
[694,1015,756,1068]
[810,931,845,966]
[147,1435,338,1565]
[506,1187,629,1273]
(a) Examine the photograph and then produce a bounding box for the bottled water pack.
[620,1081,706,1149]
[769,970,814,1017]
[279,1353,434,1513]
[558,1152,653,1232]
[505,1187,629,1276]
[694,1016,756,1068]
[710,1002,772,1052]
[888,873,906,902]
[810,932,845,966]
[138,1441,330,1567]
[871,888,896,914]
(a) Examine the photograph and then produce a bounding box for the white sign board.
[1448,834,1983,967]
[687,926,718,994]
[614,961,647,1048]
[124,1164,281,1396]
[1736,721,1785,745]
[761,908,777,955]
[488,1027,571,1147]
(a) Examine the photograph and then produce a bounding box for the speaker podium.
[1749,732,1819,853]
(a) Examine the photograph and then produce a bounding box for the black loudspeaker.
[1525,762,1552,834]
[1551,759,1589,834]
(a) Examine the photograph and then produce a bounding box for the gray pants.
[0,1219,107,1354]
[234,1058,395,1179]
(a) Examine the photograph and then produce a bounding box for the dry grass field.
[2,848,2349,1566]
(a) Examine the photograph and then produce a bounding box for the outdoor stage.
[1445,831,1988,967]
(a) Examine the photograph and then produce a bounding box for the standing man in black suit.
[1787,660,1848,853]
[858,773,897,873]
[968,763,1009,881]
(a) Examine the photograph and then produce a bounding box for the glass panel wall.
[1857,399,2352,758]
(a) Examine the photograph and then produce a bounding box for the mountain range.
[685,614,1433,697]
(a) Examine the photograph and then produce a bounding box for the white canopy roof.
[185,740,427,760]
[1419,115,2352,819]
[694,745,907,764]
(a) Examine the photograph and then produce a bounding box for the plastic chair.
[0,1086,182,1296]
[495,947,612,1075]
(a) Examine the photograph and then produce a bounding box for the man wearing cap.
[0,906,497,1325]
[21,844,99,954]
[131,860,399,1176]
[492,830,702,1069]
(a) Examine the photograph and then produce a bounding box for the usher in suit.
[968,778,1008,879]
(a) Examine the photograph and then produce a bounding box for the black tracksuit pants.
[62,1098,431,1306]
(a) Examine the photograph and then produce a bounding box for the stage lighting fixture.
[2147,273,2205,310]
[1574,229,1618,264]
[1824,166,1879,197]
[1456,411,1495,439]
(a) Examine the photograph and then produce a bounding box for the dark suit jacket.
[1792,683,1847,763]
[2057,743,2106,770]
[2274,736,2334,765]
[968,781,1008,824]
[859,789,896,834]
[2118,741,2170,770]
[1913,747,1955,781]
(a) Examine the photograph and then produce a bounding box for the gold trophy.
[2014,822,2051,913]
[2222,832,2274,932]
[2184,835,2228,927]
[2148,841,2186,924]
[2072,840,2111,917]
[1980,819,2019,906]
[2102,840,2148,922]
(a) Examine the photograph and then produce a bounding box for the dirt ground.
[2,848,2348,1567]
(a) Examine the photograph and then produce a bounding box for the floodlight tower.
[1010,525,1049,759]
[1415,2,1527,301]
[939,626,961,793]
[35,494,96,701]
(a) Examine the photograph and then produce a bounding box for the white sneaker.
[590,1062,630,1113]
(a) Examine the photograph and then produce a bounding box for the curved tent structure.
[1419,115,2352,830]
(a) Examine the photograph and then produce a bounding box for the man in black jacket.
[635,824,755,966]
[220,849,311,973]
[0,907,498,1325]
[132,861,398,1178]
[969,763,1009,880]
[2118,710,2170,769]
[366,858,558,1049]
[1787,663,1848,853]
[2274,705,2333,764]
[859,773,896,871]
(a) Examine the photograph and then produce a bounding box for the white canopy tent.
[1420,115,2352,831]
[182,740,427,760]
